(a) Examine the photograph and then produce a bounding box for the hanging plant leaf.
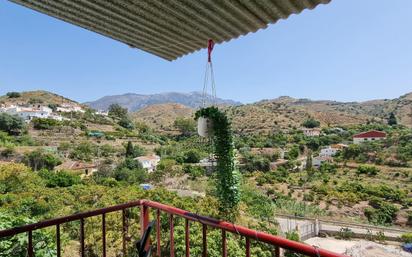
[195,106,241,220]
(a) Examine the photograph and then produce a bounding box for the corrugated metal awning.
[10,0,331,61]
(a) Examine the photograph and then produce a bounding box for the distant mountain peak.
[85,92,242,112]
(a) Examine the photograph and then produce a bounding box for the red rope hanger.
[207,39,215,63]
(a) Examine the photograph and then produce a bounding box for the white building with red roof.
[353,130,387,144]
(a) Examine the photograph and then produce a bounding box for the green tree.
[0,113,25,135]
[174,117,195,136]
[125,141,134,157]
[118,117,134,129]
[305,151,312,171]
[183,149,202,163]
[23,150,62,171]
[302,118,320,128]
[6,92,21,98]
[387,112,397,126]
[108,104,127,119]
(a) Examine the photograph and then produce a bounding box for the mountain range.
[85,92,241,112]
[1,90,411,132]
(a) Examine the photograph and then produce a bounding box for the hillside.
[131,103,193,131]
[0,90,81,107]
[85,92,241,111]
[131,92,411,133]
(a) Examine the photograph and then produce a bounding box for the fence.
[0,200,348,257]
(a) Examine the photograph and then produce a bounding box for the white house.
[353,130,387,144]
[57,103,84,113]
[313,156,333,167]
[319,146,338,157]
[301,128,321,137]
[96,110,109,116]
[0,104,67,121]
[135,155,161,173]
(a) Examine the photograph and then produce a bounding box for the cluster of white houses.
[312,130,387,167]
[0,103,86,122]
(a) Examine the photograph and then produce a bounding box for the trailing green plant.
[195,106,241,220]
[337,227,354,240]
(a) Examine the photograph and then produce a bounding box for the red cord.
[207,39,214,63]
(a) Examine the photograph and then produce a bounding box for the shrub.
[365,198,398,225]
[303,193,314,202]
[23,150,62,171]
[337,227,354,239]
[183,165,205,179]
[0,113,25,135]
[401,233,412,243]
[357,165,379,176]
[32,118,61,130]
[39,169,81,187]
[183,149,202,163]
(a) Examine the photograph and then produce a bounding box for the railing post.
[156,209,161,257]
[170,214,175,257]
[245,237,250,257]
[80,218,85,257]
[28,230,33,257]
[102,213,106,257]
[202,224,207,257]
[222,230,227,257]
[56,224,61,257]
[185,219,190,257]
[122,209,127,256]
[141,204,150,252]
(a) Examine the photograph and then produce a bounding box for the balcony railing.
[0,200,348,257]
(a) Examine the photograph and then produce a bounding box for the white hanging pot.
[197,117,213,137]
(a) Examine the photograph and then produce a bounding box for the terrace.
[1,0,349,256]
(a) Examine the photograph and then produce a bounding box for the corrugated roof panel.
[10,0,331,61]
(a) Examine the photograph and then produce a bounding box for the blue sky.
[1,0,411,104]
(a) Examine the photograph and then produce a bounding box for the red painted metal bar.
[202,224,207,257]
[185,219,190,257]
[0,200,142,238]
[80,218,85,257]
[56,224,61,257]
[102,213,106,257]
[245,237,250,257]
[141,205,150,251]
[122,209,127,256]
[222,229,227,257]
[142,200,348,257]
[28,230,33,257]
[156,209,161,257]
[169,214,175,257]
[0,199,349,257]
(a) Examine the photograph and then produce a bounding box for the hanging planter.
[195,40,241,220]
[197,116,213,137]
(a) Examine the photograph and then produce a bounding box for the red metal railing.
[0,200,348,257]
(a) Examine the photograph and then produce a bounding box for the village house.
[319,144,347,157]
[56,103,85,113]
[56,160,98,176]
[319,146,338,157]
[353,130,387,144]
[301,127,321,137]
[0,104,67,121]
[135,155,161,173]
[312,156,333,168]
